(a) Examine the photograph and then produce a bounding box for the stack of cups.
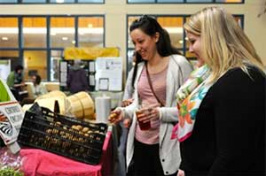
[95,96,111,123]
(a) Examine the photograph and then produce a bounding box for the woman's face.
[187,32,204,67]
[31,76,37,83]
[130,28,158,61]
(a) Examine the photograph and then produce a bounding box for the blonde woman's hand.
[177,169,185,176]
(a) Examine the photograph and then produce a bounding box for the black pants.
[127,139,177,176]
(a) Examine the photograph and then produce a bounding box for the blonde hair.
[184,6,264,82]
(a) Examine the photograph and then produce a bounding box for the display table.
[20,131,113,176]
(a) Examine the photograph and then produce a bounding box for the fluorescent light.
[0,27,103,34]
[164,27,183,34]
[56,0,64,3]
[62,37,68,41]
[2,37,8,41]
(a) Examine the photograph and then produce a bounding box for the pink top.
[135,65,168,144]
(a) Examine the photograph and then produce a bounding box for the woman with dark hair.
[110,15,193,176]
[21,74,47,106]
[31,74,47,98]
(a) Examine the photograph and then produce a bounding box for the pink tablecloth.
[20,131,113,176]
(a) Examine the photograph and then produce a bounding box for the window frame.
[126,14,244,76]
[127,0,244,4]
[0,14,105,81]
[0,0,104,4]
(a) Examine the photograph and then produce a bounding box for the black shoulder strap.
[145,63,165,107]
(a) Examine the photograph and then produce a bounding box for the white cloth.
[123,68,134,100]
[32,84,47,98]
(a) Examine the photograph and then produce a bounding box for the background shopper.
[67,59,89,94]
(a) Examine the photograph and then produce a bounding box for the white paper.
[95,96,111,123]
[60,61,67,72]
[89,62,95,72]
[0,78,24,146]
[95,57,123,91]
[89,75,95,86]
[60,72,67,83]
[99,78,109,91]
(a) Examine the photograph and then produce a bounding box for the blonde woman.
[172,7,265,176]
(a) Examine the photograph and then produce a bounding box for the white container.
[95,96,111,123]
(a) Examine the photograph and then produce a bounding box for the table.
[20,131,113,176]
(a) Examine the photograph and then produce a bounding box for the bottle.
[54,100,60,115]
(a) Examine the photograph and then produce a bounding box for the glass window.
[128,0,243,3]
[216,0,243,2]
[50,0,75,3]
[157,17,184,49]
[23,17,47,48]
[78,0,104,2]
[22,0,46,3]
[127,16,141,48]
[157,0,183,2]
[0,50,19,81]
[23,50,47,81]
[0,17,18,48]
[0,0,17,3]
[78,17,104,47]
[0,15,104,81]
[50,50,63,82]
[127,49,135,72]
[127,15,185,72]
[127,15,243,73]
[186,0,212,2]
[128,0,155,3]
[128,16,184,49]
[50,17,75,48]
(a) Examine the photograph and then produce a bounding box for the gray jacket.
[121,54,193,175]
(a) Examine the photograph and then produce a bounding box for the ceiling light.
[0,27,103,34]
[56,0,64,3]
[164,27,183,34]
[62,37,68,41]
[2,37,8,41]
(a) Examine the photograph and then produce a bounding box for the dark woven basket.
[18,107,108,165]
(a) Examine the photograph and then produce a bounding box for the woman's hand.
[137,104,160,123]
[108,109,123,124]
[121,98,134,107]
[177,169,185,176]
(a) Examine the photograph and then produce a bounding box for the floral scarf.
[171,64,213,142]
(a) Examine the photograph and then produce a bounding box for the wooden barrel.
[36,90,66,101]
[66,92,94,119]
[34,91,67,115]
